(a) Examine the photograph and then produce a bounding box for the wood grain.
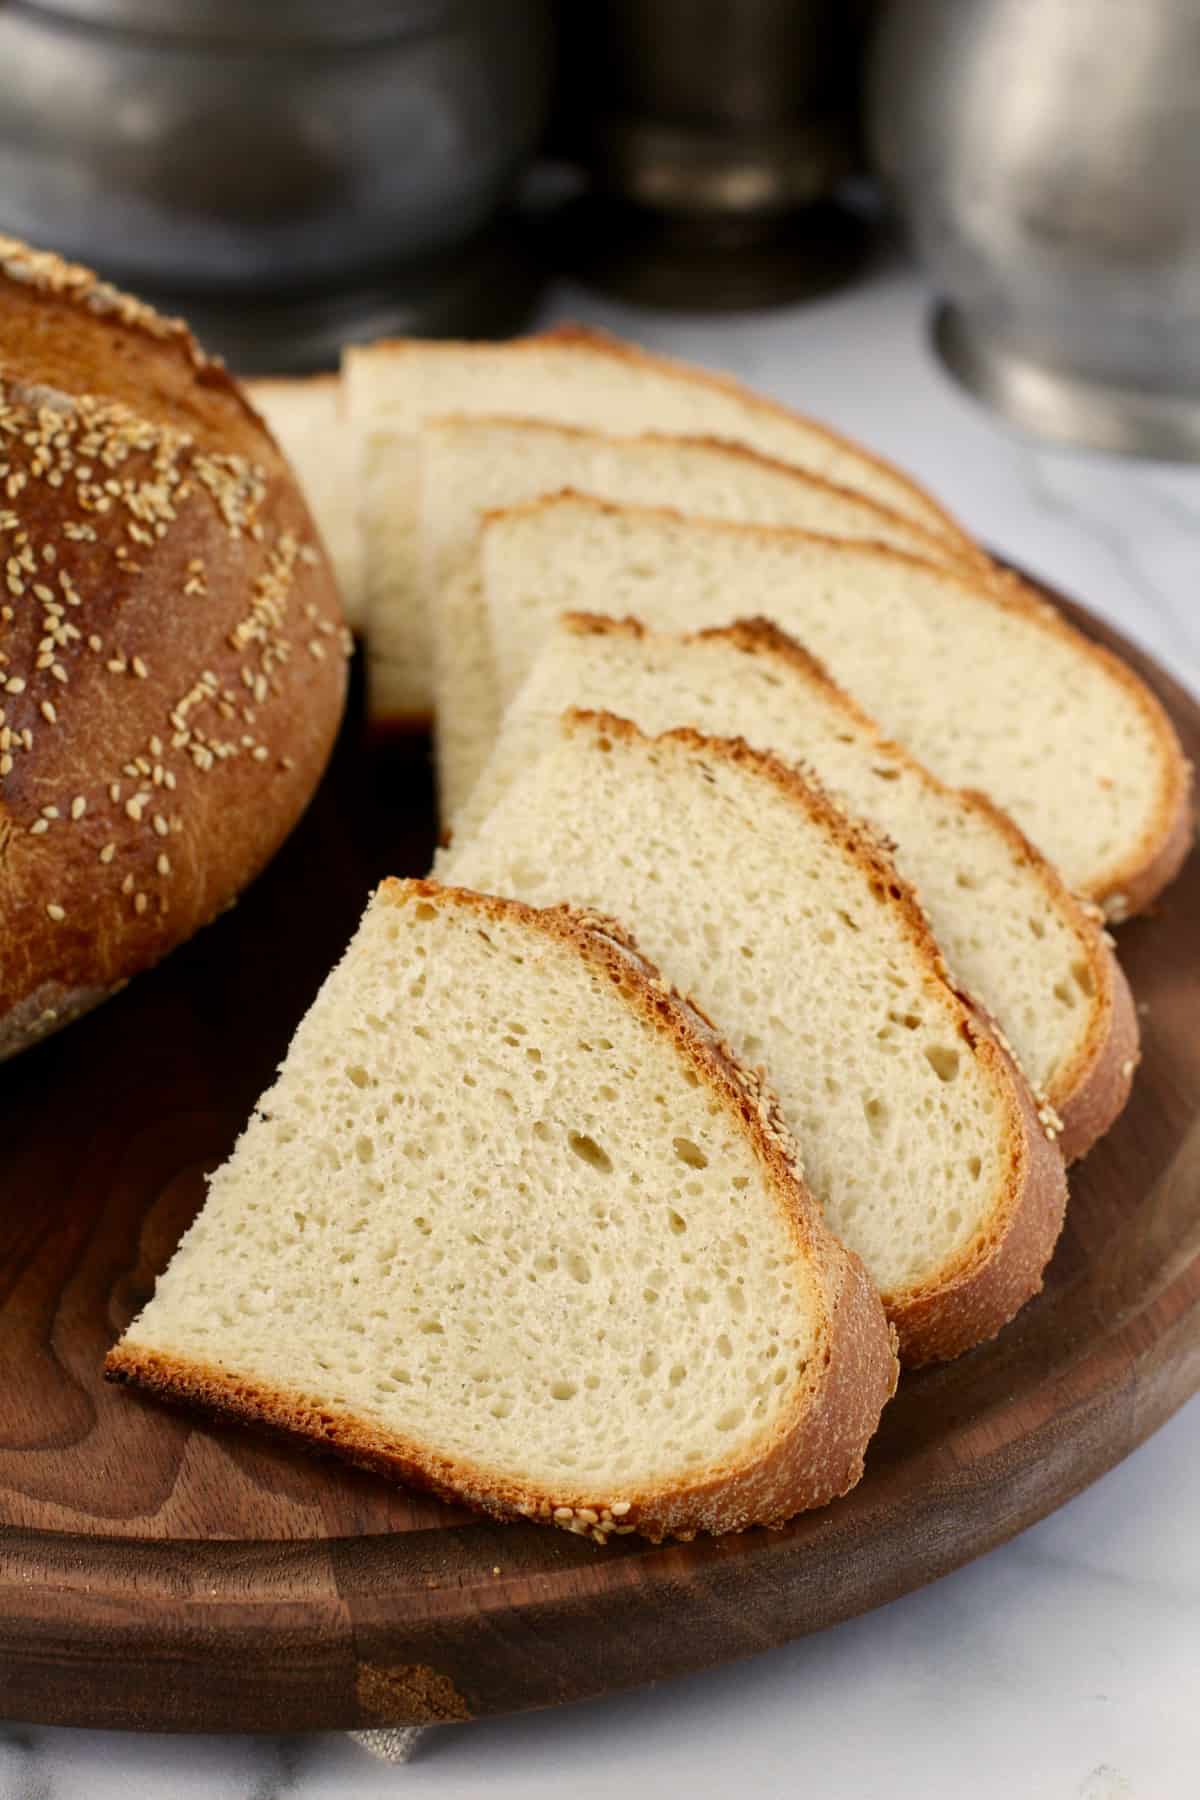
[0,599,1196,1734]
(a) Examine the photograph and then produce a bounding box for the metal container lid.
[22,0,458,46]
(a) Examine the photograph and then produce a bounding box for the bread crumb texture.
[110,881,897,1542]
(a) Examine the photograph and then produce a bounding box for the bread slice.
[440,716,1068,1363]
[245,373,365,631]
[421,417,976,818]
[342,323,985,723]
[480,495,1193,919]
[450,614,1136,1162]
[106,878,897,1544]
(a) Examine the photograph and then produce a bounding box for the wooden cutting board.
[1,589,1197,1736]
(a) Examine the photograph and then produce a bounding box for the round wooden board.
[1,590,1197,1736]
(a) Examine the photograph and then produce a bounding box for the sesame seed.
[106,657,126,674]
[131,655,148,679]
[109,781,121,802]
[40,804,58,819]
[4,676,25,694]
[251,745,269,762]
[70,795,86,819]
[87,634,102,652]
[29,818,49,835]
[98,842,116,863]
[134,891,148,915]
[152,813,169,837]
[125,797,144,821]
[156,852,170,875]
[39,700,56,724]
[45,902,65,922]
[120,872,135,895]
[610,1501,631,1517]
[0,754,11,775]
[1121,1058,1135,1078]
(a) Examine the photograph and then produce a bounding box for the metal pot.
[0,0,551,296]
[868,0,1200,458]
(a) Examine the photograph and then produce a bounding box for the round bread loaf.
[0,238,350,1058]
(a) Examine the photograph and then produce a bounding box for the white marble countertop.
[5,258,1197,1800]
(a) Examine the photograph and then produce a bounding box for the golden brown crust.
[107,878,898,1543]
[559,710,1069,1363]
[884,1008,1068,1368]
[0,240,350,1057]
[431,411,977,579]
[560,611,1133,1154]
[492,491,1192,917]
[350,323,982,558]
[955,784,1139,1160]
[538,324,981,555]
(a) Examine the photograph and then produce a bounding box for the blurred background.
[1,0,1197,457]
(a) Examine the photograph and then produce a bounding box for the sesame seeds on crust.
[0,255,348,1050]
[0,236,208,369]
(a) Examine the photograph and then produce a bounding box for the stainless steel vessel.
[0,0,551,360]
[869,0,1200,459]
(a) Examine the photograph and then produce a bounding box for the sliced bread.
[440,715,1068,1363]
[479,495,1193,919]
[245,373,365,631]
[421,417,976,818]
[106,878,897,1543]
[449,614,1136,1162]
[343,323,985,723]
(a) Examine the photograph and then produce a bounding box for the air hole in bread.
[672,1136,708,1169]
[890,1010,923,1030]
[568,1131,612,1173]
[862,1096,889,1141]
[1071,959,1095,997]
[924,1045,960,1082]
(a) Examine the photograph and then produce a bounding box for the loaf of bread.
[452,613,1136,1162]
[107,878,898,1544]
[343,324,985,725]
[421,417,974,821]
[441,713,1068,1364]
[245,372,365,631]
[479,495,1192,919]
[0,238,350,1057]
